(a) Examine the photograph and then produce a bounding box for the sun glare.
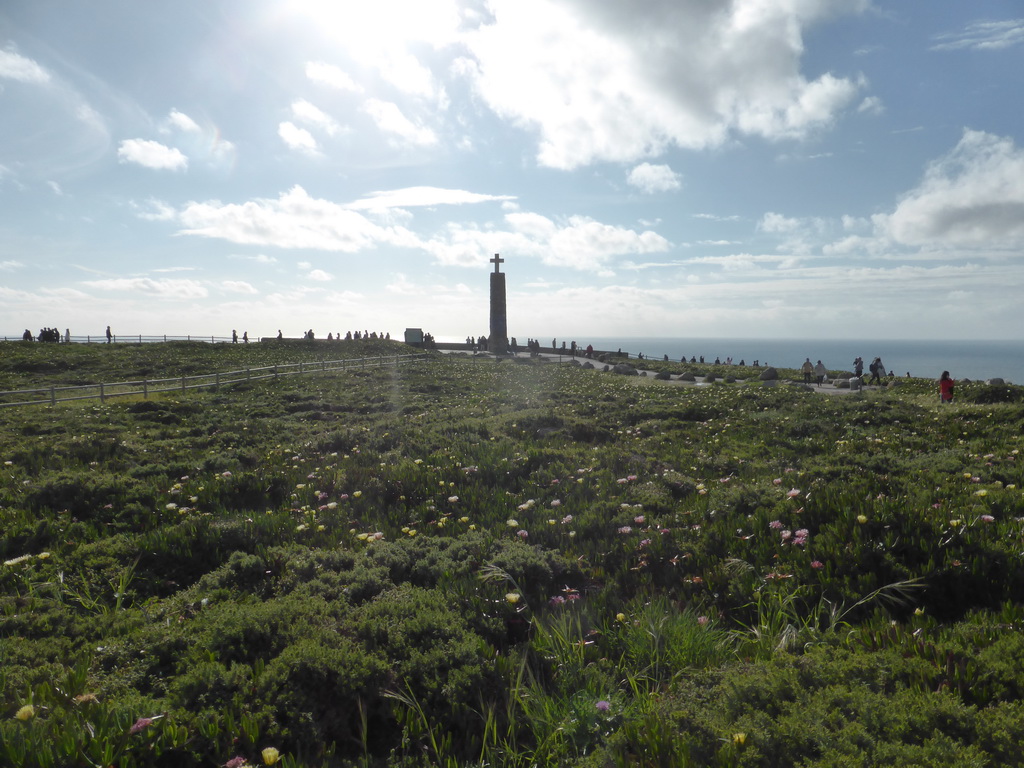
[286,0,463,54]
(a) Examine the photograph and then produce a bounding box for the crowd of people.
[22,328,70,343]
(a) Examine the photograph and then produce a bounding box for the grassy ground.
[2,341,1024,767]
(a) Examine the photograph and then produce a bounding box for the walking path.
[443,349,889,396]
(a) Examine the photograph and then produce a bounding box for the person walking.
[801,358,814,384]
[105,325,112,344]
[939,371,955,403]
[869,357,885,385]
[814,360,828,387]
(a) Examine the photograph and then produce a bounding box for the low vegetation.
[2,340,1023,767]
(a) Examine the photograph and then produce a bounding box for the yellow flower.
[856,514,868,524]
[733,732,747,746]
[506,592,521,605]
[15,704,34,721]
[262,747,281,765]
[616,613,627,622]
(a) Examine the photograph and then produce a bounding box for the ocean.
[573,338,1024,384]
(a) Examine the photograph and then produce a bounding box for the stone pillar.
[489,253,508,354]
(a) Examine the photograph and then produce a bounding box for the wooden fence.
[0,353,429,409]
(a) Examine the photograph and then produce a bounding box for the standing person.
[938,371,955,403]
[814,360,828,387]
[853,357,864,378]
[801,357,814,384]
[232,330,238,343]
[64,328,71,343]
[105,325,112,344]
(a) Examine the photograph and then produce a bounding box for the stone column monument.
[489,253,509,355]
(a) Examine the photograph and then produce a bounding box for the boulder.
[703,374,717,383]
[759,366,778,381]
[612,363,639,376]
[654,370,672,380]
[581,361,595,370]
[987,377,1005,386]
[678,371,696,382]
[761,379,778,387]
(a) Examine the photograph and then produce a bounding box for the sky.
[2,0,1023,343]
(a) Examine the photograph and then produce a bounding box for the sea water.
[574,338,1024,384]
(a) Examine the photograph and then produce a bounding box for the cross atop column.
[490,253,504,274]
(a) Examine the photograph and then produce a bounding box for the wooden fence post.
[50,386,56,406]
[100,383,105,403]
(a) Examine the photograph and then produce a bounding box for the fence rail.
[0,353,429,409]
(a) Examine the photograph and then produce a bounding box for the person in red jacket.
[938,371,955,403]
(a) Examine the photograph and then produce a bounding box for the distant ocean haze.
[547,338,1024,384]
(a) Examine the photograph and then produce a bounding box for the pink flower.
[549,595,566,607]
[517,529,529,539]
[639,539,651,547]
[550,499,561,507]
[618,526,632,534]
[595,700,611,712]
[769,520,783,530]
[561,515,573,524]
[981,514,995,522]
[697,615,709,626]
[787,489,801,498]
[773,478,783,485]
[627,475,638,482]
[634,515,645,524]
[810,560,824,570]
[224,758,247,768]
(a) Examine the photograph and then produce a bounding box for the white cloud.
[348,186,515,211]
[857,96,884,115]
[424,211,670,271]
[177,185,421,252]
[362,98,437,146]
[879,129,1024,250]
[278,121,319,153]
[0,48,50,83]
[460,0,867,169]
[932,19,1024,51]
[1,260,25,271]
[82,277,208,299]
[167,109,200,132]
[305,61,362,92]
[229,253,278,264]
[307,269,333,281]
[291,99,341,136]
[117,139,188,171]
[222,281,258,294]
[627,163,682,194]
[758,212,801,233]
[132,199,177,221]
